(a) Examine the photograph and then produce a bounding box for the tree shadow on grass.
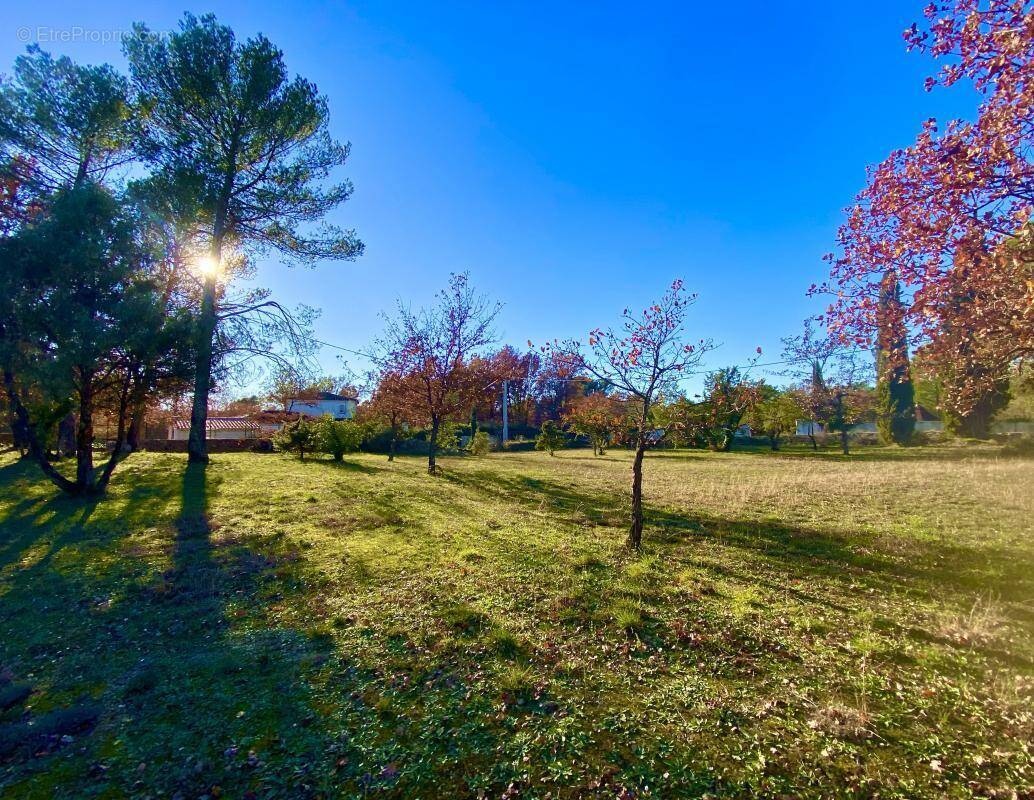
[653,444,1006,464]
[0,464,101,575]
[285,454,382,474]
[0,454,521,797]
[0,459,355,797]
[442,466,1034,620]
[444,467,1034,672]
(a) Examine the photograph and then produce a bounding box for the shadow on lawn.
[653,444,1004,464]
[0,459,100,575]
[0,455,513,797]
[442,466,1034,613]
[0,459,352,796]
[444,466,1034,670]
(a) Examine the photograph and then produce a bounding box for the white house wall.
[288,400,356,419]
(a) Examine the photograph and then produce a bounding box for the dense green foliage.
[469,430,491,456]
[875,278,916,446]
[271,418,318,459]
[0,185,193,493]
[535,420,566,455]
[941,375,1011,439]
[315,417,365,461]
[746,388,802,450]
[875,374,916,446]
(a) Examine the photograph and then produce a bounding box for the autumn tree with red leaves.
[548,280,712,549]
[360,369,420,461]
[377,273,500,474]
[488,345,541,428]
[820,1,1033,419]
[564,392,627,455]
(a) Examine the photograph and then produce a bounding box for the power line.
[305,333,871,382]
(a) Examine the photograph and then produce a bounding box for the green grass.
[0,443,1031,798]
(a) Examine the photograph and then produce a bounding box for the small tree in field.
[783,321,874,455]
[564,392,625,455]
[535,420,566,456]
[316,416,363,461]
[273,417,317,460]
[469,430,491,456]
[377,273,500,474]
[361,369,416,461]
[827,384,875,456]
[548,280,712,548]
[696,367,763,451]
[747,387,802,451]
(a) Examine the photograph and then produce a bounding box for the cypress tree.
[875,271,915,445]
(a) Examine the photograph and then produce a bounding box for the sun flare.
[193,254,220,279]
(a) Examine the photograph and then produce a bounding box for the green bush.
[535,421,566,456]
[272,418,318,459]
[316,416,364,461]
[469,430,491,456]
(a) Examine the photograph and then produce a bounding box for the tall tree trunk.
[95,378,133,493]
[840,429,850,455]
[3,367,29,457]
[127,395,146,451]
[76,371,95,490]
[427,416,439,474]
[388,422,397,462]
[188,155,232,465]
[57,413,76,458]
[770,433,779,451]
[188,272,218,464]
[628,439,647,549]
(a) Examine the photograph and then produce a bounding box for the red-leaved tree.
[548,280,712,548]
[819,1,1033,413]
[377,273,500,474]
[360,368,419,461]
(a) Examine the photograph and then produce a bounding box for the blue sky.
[1,2,977,393]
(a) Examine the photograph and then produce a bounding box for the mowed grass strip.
[0,444,1031,798]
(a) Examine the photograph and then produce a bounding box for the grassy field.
[0,443,1032,798]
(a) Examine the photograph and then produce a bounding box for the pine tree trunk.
[3,369,77,493]
[75,372,95,491]
[126,397,146,451]
[188,274,217,464]
[57,413,76,458]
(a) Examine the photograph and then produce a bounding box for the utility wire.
[305,333,871,384]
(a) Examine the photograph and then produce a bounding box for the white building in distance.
[287,391,358,420]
